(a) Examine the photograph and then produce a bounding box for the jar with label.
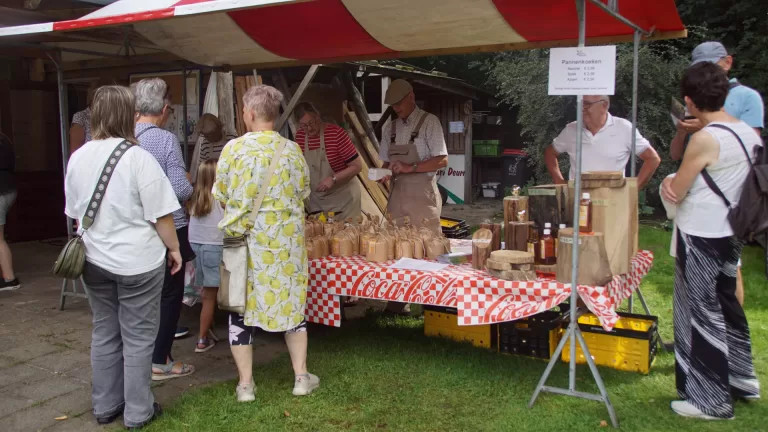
[579,192,593,233]
[539,229,556,265]
[555,224,566,258]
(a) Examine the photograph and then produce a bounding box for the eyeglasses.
[299,117,317,130]
[583,99,608,110]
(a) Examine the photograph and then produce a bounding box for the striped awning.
[0,0,686,68]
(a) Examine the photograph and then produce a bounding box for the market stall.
[0,0,686,428]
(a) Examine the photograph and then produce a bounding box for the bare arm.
[670,118,703,161]
[668,131,719,202]
[544,145,566,184]
[69,124,86,155]
[152,214,182,274]
[636,147,661,189]
[336,157,362,184]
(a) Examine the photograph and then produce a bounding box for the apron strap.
[390,121,396,144]
[319,124,326,153]
[409,112,428,144]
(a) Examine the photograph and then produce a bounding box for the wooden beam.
[271,69,298,138]
[341,69,380,154]
[344,107,383,169]
[412,77,476,100]
[374,106,394,139]
[275,64,319,132]
[60,52,187,72]
[463,99,473,204]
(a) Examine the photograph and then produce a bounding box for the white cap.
[544,223,552,228]
[559,224,566,229]
[543,229,551,235]
[582,192,590,199]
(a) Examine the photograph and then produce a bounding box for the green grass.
[145,226,766,432]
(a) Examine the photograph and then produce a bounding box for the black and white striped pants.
[674,231,760,418]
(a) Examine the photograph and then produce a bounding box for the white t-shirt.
[65,138,181,276]
[552,114,652,179]
[676,121,762,238]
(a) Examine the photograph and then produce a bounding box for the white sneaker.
[236,380,256,402]
[292,373,320,396]
[670,400,733,420]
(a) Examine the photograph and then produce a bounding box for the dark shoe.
[96,409,122,425]
[663,342,675,352]
[0,278,21,291]
[126,402,162,430]
[174,327,189,339]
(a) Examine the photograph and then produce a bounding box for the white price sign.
[548,46,616,95]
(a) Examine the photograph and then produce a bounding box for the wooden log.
[528,184,570,233]
[555,228,613,286]
[582,171,624,180]
[341,69,380,154]
[479,222,501,252]
[234,76,248,136]
[503,196,528,249]
[472,228,493,270]
[507,221,533,252]
[487,268,538,281]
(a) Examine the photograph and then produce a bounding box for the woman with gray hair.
[132,78,197,381]
[213,85,317,402]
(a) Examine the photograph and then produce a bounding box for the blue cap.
[691,41,728,66]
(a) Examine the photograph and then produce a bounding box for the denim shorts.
[0,190,16,225]
[190,243,223,288]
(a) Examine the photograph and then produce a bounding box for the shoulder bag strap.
[136,126,159,139]
[81,140,132,230]
[248,138,288,224]
[699,124,753,209]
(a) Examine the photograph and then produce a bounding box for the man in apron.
[295,102,362,221]
[377,80,448,234]
[378,80,448,314]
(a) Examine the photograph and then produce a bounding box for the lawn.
[144,226,766,432]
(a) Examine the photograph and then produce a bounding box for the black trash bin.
[502,150,530,195]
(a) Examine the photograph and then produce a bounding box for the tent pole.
[182,67,189,166]
[528,0,618,427]
[628,30,640,313]
[50,51,87,310]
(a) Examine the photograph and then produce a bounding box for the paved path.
[0,241,286,431]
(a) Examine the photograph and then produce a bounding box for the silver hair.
[294,102,319,121]
[133,78,170,116]
[243,85,283,122]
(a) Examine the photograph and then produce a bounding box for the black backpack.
[701,123,768,277]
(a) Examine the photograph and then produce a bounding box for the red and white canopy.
[0,0,686,68]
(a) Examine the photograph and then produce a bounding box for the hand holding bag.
[53,140,133,279]
[218,138,288,313]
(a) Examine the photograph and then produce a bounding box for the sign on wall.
[548,46,616,95]
[436,155,466,204]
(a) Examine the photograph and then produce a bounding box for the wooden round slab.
[489,249,534,264]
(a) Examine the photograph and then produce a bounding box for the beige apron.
[387,113,442,234]
[304,125,361,220]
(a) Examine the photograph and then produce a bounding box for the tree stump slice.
[503,197,528,248]
[472,228,493,270]
[506,221,533,252]
[480,222,502,252]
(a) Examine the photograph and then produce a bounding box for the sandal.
[195,338,216,353]
[151,361,195,381]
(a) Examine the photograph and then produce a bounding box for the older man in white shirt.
[544,95,660,188]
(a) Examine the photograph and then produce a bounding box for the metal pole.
[628,30,640,313]
[182,67,189,166]
[568,0,587,394]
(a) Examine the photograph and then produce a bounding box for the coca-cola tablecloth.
[305,250,654,331]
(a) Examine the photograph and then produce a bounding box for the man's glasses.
[583,99,608,110]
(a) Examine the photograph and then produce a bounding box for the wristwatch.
[411,162,419,172]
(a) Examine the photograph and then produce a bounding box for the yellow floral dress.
[213,131,310,332]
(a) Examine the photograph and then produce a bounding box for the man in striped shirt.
[294,102,362,220]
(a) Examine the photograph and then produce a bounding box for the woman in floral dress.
[213,85,316,402]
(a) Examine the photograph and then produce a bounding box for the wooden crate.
[527,184,571,232]
[569,178,638,276]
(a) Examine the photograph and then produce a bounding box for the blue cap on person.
[690,41,728,66]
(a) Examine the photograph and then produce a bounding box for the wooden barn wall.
[422,96,470,155]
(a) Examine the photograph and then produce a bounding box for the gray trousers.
[82,262,164,427]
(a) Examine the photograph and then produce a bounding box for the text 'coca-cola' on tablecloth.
[305,250,654,332]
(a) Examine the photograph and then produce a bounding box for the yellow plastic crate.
[424,307,495,349]
[561,312,658,374]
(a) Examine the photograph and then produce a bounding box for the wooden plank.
[341,69,380,154]
[355,154,389,215]
[234,76,248,136]
[358,176,384,220]
[344,108,383,169]
[374,106,394,138]
[275,64,320,132]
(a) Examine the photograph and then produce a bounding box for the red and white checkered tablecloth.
[305,249,654,331]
